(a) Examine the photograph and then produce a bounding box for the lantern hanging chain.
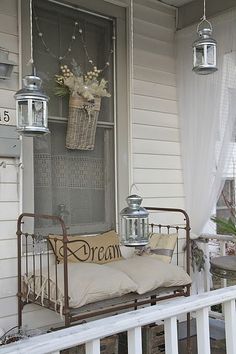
[197,0,212,33]
[28,0,34,66]
[130,183,139,195]
[33,6,114,72]
[202,0,206,21]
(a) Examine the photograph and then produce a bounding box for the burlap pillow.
[49,230,123,264]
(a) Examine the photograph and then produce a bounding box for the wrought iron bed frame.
[17,207,191,329]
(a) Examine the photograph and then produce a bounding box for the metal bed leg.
[65,313,71,328]
[18,297,23,330]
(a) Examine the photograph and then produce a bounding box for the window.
[21,0,129,234]
[216,179,235,233]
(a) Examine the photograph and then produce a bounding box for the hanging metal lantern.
[120,195,149,247]
[15,75,50,136]
[193,23,217,75]
[193,0,217,75]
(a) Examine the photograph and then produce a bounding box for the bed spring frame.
[17,207,191,329]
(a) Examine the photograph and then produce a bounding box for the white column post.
[164,316,178,354]
[196,307,210,354]
[86,339,100,354]
[128,326,142,354]
[224,299,236,354]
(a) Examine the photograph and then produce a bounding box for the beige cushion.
[25,262,137,309]
[68,263,137,308]
[49,230,123,264]
[135,233,177,263]
[107,256,191,295]
[148,233,178,263]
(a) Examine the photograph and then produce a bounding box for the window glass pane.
[207,45,214,65]
[196,47,204,65]
[217,180,235,208]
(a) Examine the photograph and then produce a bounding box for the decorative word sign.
[0,108,16,126]
[59,241,122,263]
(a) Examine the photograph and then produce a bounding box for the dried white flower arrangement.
[54,60,111,101]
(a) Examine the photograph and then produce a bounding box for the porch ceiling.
[159,0,195,7]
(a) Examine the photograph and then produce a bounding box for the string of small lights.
[33,6,115,72]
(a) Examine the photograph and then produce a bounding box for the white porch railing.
[1,286,236,354]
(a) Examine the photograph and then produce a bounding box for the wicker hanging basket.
[66,95,101,150]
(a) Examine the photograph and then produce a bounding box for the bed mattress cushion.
[25,262,137,309]
[106,256,191,294]
[24,257,191,310]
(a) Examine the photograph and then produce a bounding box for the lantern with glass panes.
[192,0,217,75]
[14,0,50,136]
[120,195,149,246]
[193,23,217,75]
[15,75,50,136]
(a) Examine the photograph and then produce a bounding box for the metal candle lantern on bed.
[120,195,149,246]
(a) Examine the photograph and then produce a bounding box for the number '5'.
[4,110,10,122]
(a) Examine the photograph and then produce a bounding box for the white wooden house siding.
[0,0,185,331]
[132,0,185,267]
[132,0,184,213]
[0,0,21,333]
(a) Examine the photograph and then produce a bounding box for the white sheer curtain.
[176,9,236,235]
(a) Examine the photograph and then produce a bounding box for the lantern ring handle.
[130,183,139,194]
[197,18,212,33]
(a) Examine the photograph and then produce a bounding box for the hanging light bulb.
[15,0,50,136]
[192,0,217,75]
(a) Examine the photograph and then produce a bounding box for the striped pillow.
[147,233,178,263]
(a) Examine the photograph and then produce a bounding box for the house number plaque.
[0,108,16,126]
